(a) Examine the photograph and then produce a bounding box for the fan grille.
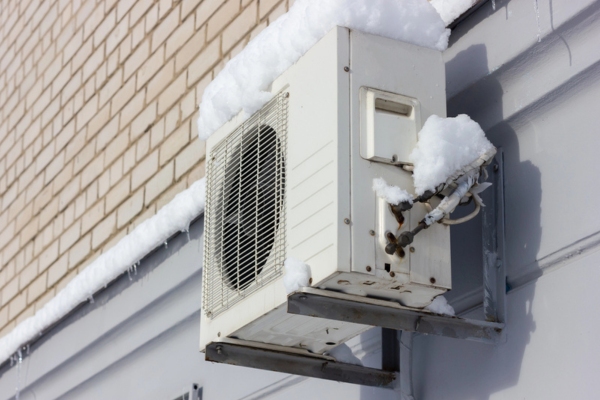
[203,93,288,318]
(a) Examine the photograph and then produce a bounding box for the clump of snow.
[282,257,312,294]
[0,179,206,364]
[372,178,413,205]
[329,343,363,366]
[197,0,450,140]
[425,295,455,316]
[430,0,478,26]
[410,114,496,195]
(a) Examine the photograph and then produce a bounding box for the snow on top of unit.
[372,178,413,205]
[425,295,455,315]
[196,0,450,140]
[430,0,479,26]
[0,179,206,364]
[410,114,496,195]
[282,257,312,294]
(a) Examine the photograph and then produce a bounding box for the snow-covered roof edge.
[0,179,206,364]
[196,0,450,141]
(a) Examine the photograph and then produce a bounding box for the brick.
[259,0,279,19]
[111,77,135,116]
[59,220,81,254]
[72,37,93,73]
[136,132,150,161]
[52,61,72,98]
[196,0,223,29]
[61,69,82,105]
[129,103,156,142]
[146,59,174,102]
[131,18,146,49]
[45,149,66,184]
[96,114,120,152]
[160,124,190,165]
[119,91,145,130]
[187,160,206,186]
[145,160,173,205]
[106,176,130,212]
[158,73,186,115]
[151,4,180,53]
[39,198,59,229]
[175,138,205,179]
[267,1,286,23]
[124,39,149,81]
[83,3,105,40]
[187,38,220,85]
[82,199,105,234]
[58,174,80,211]
[117,189,143,228]
[117,0,136,22]
[130,0,153,27]
[81,154,104,189]
[47,253,68,287]
[8,292,27,321]
[166,15,194,59]
[156,179,186,209]
[76,94,99,132]
[181,89,196,120]
[92,212,116,249]
[176,28,205,73]
[123,146,137,174]
[207,0,240,41]
[73,139,96,174]
[106,16,129,55]
[83,44,104,82]
[132,150,158,189]
[86,104,110,141]
[94,9,116,48]
[99,69,122,108]
[68,234,91,268]
[182,0,202,18]
[44,56,64,90]
[222,1,256,52]
[19,260,38,290]
[145,4,159,33]
[38,239,59,272]
[104,129,129,165]
[98,170,110,197]
[159,0,173,18]
[2,276,19,304]
[27,272,47,303]
[20,215,39,244]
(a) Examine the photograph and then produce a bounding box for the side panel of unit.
[348,31,451,298]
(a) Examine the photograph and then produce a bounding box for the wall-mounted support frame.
[204,151,506,389]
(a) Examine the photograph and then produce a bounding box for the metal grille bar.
[203,92,288,318]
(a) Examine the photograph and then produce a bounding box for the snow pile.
[329,343,363,366]
[425,295,455,316]
[282,257,312,294]
[197,0,450,140]
[372,178,413,205]
[430,0,478,26]
[0,179,206,364]
[410,115,496,195]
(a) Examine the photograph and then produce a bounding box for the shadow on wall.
[410,40,542,399]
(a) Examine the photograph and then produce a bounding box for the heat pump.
[200,27,449,354]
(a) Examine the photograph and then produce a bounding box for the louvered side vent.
[203,93,288,318]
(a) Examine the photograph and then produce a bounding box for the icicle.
[133,264,138,275]
[534,0,541,42]
[164,241,168,249]
[491,0,496,11]
[88,295,94,304]
[15,348,22,400]
[127,267,132,281]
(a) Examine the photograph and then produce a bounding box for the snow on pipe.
[196,0,450,141]
[0,179,207,365]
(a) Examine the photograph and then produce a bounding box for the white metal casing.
[200,27,449,354]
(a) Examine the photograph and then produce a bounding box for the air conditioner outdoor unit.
[200,27,449,355]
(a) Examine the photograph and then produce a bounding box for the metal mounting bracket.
[205,338,396,388]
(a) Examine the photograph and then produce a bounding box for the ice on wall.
[410,114,496,195]
[373,178,413,205]
[197,0,450,140]
[283,257,312,294]
[0,179,206,364]
[425,295,455,316]
[430,0,478,26]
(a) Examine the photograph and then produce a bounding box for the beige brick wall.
[0,0,292,337]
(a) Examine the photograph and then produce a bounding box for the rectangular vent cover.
[203,93,288,318]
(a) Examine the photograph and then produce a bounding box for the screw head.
[493,164,499,172]
[344,66,350,72]
[391,154,398,162]
[366,266,372,272]
[389,271,395,277]
[216,345,223,354]
[430,277,436,284]
[409,246,416,253]
[343,218,350,225]
[284,92,290,98]
[369,230,375,236]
